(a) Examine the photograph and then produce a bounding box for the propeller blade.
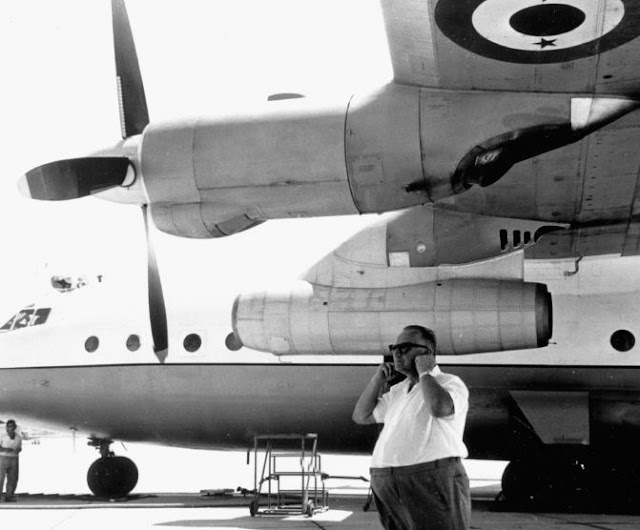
[143,206,168,362]
[19,157,132,201]
[112,0,149,138]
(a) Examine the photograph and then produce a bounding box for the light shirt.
[371,365,469,468]
[0,432,22,458]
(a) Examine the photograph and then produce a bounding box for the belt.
[371,457,461,476]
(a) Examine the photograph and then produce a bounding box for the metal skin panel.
[623,221,640,256]
[419,90,572,200]
[140,100,358,237]
[510,390,590,445]
[345,87,635,213]
[232,279,549,356]
[140,119,201,205]
[191,103,355,218]
[381,0,640,96]
[304,240,526,290]
[442,107,640,258]
[1,364,637,460]
[386,205,564,266]
[302,205,562,289]
[151,203,263,238]
[345,84,427,211]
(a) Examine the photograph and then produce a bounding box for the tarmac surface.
[1,489,640,529]
[3,439,639,529]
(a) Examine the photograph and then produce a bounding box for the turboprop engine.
[231,278,551,356]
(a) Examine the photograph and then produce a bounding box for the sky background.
[0,1,392,332]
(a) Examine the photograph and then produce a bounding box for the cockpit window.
[0,306,51,332]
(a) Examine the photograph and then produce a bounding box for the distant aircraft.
[9,0,640,508]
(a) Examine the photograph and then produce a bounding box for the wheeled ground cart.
[249,433,329,517]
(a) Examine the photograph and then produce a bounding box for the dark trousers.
[370,458,470,530]
[0,457,19,498]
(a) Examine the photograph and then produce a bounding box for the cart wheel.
[305,500,315,517]
[249,499,259,517]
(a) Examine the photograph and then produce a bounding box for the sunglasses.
[388,343,433,355]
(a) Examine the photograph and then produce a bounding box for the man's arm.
[415,355,455,418]
[419,374,455,418]
[352,363,393,425]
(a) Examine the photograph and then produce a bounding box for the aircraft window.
[524,231,532,245]
[610,330,635,352]
[85,336,100,353]
[1,307,51,332]
[12,309,35,329]
[183,333,202,352]
[126,334,141,352]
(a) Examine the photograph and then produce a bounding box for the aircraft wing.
[440,108,640,258]
[381,0,640,95]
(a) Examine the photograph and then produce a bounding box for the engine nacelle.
[134,85,600,238]
[232,279,552,356]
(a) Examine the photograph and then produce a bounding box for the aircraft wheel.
[304,499,315,517]
[502,449,592,509]
[87,455,138,498]
[591,457,640,509]
[249,498,259,517]
[501,458,542,506]
[546,450,592,510]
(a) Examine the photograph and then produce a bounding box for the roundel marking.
[509,5,586,37]
[434,0,640,64]
[472,0,623,52]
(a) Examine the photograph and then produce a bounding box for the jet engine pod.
[231,279,552,356]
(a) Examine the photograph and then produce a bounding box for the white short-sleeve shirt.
[371,365,469,468]
[0,432,22,458]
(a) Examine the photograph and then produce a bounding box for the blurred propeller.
[112,0,149,138]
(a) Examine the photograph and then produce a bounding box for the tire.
[305,499,315,517]
[87,456,138,498]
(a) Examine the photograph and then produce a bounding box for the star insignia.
[534,38,557,49]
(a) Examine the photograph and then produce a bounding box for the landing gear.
[86,438,138,498]
[501,447,640,511]
[501,447,591,509]
[590,458,640,510]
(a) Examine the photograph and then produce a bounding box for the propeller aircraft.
[2,0,640,508]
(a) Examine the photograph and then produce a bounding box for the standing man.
[0,419,22,502]
[353,325,471,529]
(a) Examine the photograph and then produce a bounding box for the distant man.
[353,325,471,529]
[0,419,22,502]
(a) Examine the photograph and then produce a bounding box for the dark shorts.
[370,457,470,530]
